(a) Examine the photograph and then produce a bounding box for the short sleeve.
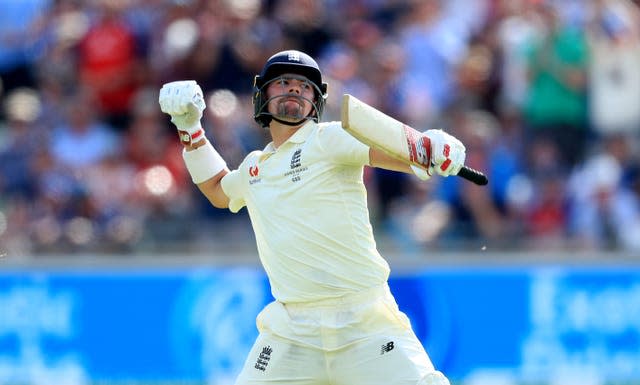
[316,122,370,166]
[220,151,263,213]
[220,169,246,213]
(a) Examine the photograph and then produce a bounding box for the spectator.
[523,2,591,167]
[588,0,640,136]
[76,0,145,130]
[0,0,50,97]
[0,88,44,199]
[567,153,640,250]
[50,92,121,173]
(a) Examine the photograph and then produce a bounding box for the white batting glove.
[159,80,206,145]
[410,164,431,181]
[424,129,466,177]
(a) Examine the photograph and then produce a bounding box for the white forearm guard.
[182,140,227,184]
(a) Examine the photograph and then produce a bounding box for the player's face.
[265,74,315,123]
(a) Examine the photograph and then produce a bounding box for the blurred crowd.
[1,0,640,256]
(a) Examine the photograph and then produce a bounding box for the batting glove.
[159,80,206,145]
[410,164,431,181]
[424,129,466,177]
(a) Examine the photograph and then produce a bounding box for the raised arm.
[159,80,230,208]
[185,140,230,209]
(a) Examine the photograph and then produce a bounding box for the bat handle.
[457,166,489,186]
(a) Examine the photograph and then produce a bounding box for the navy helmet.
[253,50,328,127]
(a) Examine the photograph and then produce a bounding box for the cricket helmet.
[253,50,328,127]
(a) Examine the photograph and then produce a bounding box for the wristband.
[182,140,227,183]
[178,128,205,145]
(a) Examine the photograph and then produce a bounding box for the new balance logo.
[254,345,273,371]
[290,149,301,169]
[380,341,394,355]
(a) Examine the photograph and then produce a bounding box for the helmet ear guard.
[252,50,328,127]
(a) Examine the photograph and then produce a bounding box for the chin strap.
[271,115,310,126]
[258,112,313,128]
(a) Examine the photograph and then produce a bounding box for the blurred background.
[0,0,639,384]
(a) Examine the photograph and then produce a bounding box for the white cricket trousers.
[234,284,450,385]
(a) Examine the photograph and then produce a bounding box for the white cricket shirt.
[221,121,390,303]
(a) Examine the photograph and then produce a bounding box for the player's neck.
[269,121,305,148]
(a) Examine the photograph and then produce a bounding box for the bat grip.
[457,166,489,186]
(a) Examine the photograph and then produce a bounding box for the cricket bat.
[341,94,488,186]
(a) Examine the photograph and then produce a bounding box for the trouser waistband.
[281,283,391,310]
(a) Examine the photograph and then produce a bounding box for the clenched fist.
[159,80,206,145]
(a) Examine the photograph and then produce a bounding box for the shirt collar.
[287,120,316,144]
[262,120,316,154]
